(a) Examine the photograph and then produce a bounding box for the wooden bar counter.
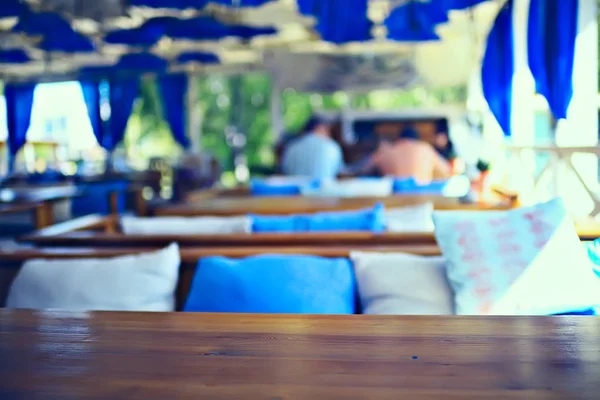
[0,310,599,399]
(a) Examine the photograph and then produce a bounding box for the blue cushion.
[585,240,600,278]
[184,255,356,313]
[415,180,448,193]
[250,181,301,196]
[393,178,448,194]
[27,170,64,184]
[553,308,597,316]
[251,214,300,232]
[251,203,385,233]
[392,177,418,193]
[249,179,320,196]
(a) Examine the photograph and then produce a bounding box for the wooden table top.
[0,243,442,264]
[154,195,511,216]
[1,310,599,399]
[0,186,83,204]
[0,202,40,216]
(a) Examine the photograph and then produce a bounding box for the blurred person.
[363,126,452,183]
[172,150,221,201]
[281,116,344,180]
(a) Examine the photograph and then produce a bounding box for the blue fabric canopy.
[103,79,140,151]
[528,0,578,121]
[177,52,220,64]
[4,83,36,170]
[481,1,514,136]
[80,81,103,146]
[0,0,28,18]
[79,53,168,79]
[0,50,30,64]
[297,0,372,44]
[129,0,273,8]
[12,12,94,53]
[104,19,168,47]
[129,0,208,7]
[105,15,275,47]
[117,53,168,71]
[158,74,190,148]
[385,1,446,42]
[296,0,315,16]
[439,0,489,11]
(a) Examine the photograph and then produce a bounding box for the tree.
[126,72,469,173]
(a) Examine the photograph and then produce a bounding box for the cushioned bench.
[6,198,598,317]
[0,244,441,312]
[1,239,596,316]
[19,210,600,249]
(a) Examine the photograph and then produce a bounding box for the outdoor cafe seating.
[1,0,599,398]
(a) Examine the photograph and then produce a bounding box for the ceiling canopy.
[0,0,501,87]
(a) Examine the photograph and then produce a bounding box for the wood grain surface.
[0,310,599,399]
[20,213,600,247]
[0,186,83,204]
[152,195,512,216]
[21,230,439,247]
[0,245,439,310]
[0,243,441,263]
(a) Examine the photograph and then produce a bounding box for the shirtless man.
[365,127,452,183]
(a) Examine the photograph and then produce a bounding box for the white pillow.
[121,215,251,235]
[6,243,181,312]
[302,178,393,197]
[433,198,600,315]
[385,202,434,232]
[350,251,454,315]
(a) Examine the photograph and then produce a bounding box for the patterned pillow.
[433,198,600,315]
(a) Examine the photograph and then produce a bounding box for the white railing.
[505,145,600,217]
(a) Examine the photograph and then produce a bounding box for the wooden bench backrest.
[153,195,514,217]
[20,212,600,249]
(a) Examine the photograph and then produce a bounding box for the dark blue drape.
[481,1,514,136]
[158,74,190,148]
[4,83,36,170]
[105,79,139,151]
[297,0,371,44]
[80,81,103,146]
[528,0,578,120]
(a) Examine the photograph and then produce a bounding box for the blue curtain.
[528,0,578,121]
[80,81,103,145]
[158,74,190,148]
[105,78,139,151]
[4,83,36,170]
[481,1,514,136]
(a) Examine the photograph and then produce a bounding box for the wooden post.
[34,202,54,229]
[133,186,147,217]
[108,191,119,218]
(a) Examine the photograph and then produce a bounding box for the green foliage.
[123,77,183,162]
[125,72,469,173]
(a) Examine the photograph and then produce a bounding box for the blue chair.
[71,180,128,216]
